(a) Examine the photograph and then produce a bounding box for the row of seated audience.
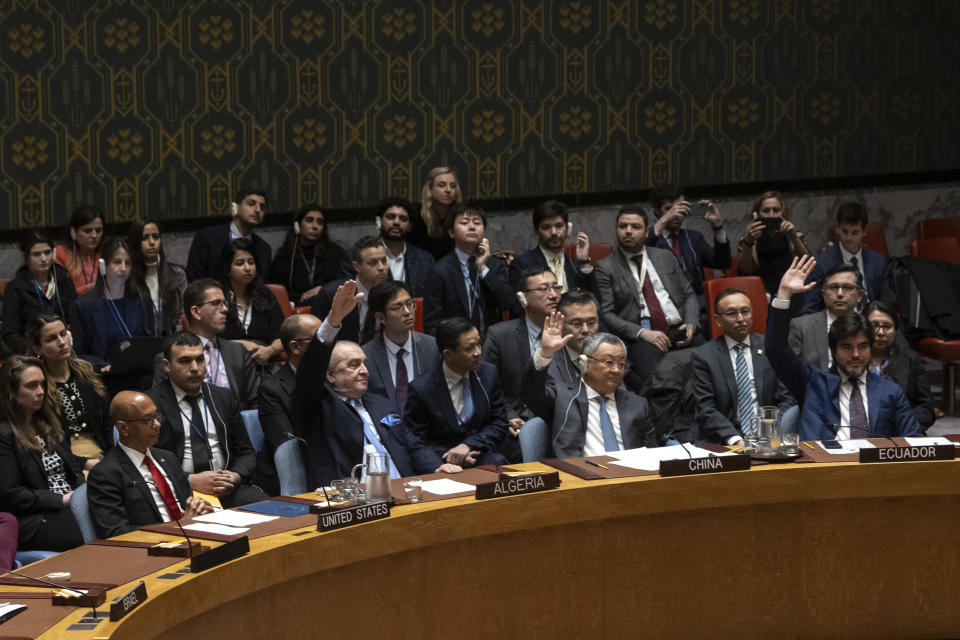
[0,168,942,567]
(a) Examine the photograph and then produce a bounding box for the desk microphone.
[172,518,198,565]
[677,441,693,459]
[0,566,83,596]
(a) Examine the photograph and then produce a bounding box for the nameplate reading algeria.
[859,445,955,464]
[659,454,751,477]
[317,501,391,532]
[109,581,147,622]
[475,472,561,500]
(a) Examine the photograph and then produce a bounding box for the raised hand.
[575,232,591,263]
[777,255,818,299]
[539,311,572,359]
[328,280,363,327]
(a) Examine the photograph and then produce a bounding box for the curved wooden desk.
[40,460,960,639]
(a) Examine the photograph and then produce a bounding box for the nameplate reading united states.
[659,454,751,477]
[475,471,560,500]
[109,581,147,622]
[859,445,955,463]
[317,501,391,532]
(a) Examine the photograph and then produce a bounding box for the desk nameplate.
[859,445,955,463]
[109,581,147,621]
[475,472,560,500]
[317,502,391,532]
[660,454,751,477]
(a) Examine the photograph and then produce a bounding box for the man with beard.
[376,197,435,298]
[509,200,595,294]
[789,264,862,370]
[187,189,271,282]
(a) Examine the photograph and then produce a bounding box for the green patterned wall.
[0,0,957,230]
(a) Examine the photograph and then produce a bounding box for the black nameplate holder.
[190,536,250,573]
[475,471,561,500]
[317,501,391,532]
[660,454,751,477]
[109,581,147,622]
[859,445,955,463]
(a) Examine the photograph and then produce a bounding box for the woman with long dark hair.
[55,204,104,293]
[269,204,350,305]
[218,238,284,365]
[407,166,463,260]
[127,219,187,336]
[0,355,94,551]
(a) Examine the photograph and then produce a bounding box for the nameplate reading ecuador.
[659,454,751,477]
[475,471,560,500]
[859,445,955,463]
[317,501,391,532]
[109,581,147,622]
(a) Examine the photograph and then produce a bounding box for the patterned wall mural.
[0,0,957,230]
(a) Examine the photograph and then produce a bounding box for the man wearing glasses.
[690,289,795,444]
[789,264,862,370]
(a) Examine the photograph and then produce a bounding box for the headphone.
[374,216,382,231]
[231,202,239,218]
[566,222,574,236]
[578,353,588,368]
[201,381,231,471]
[98,258,107,276]
[516,291,527,308]
[293,220,300,235]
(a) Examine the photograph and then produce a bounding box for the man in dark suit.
[377,197,435,299]
[595,206,704,382]
[522,315,656,458]
[766,256,922,441]
[423,202,521,337]
[405,317,510,474]
[802,202,888,314]
[149,331,265,508]
[88,391,213,539]
[789,264,862,370]
[186,189,272,282]
[362,281,439,410]
[691,288,794,444]
[509,200,596,294]
[310,236,389,345]
[543,289,602,385]
[255,313,321,496]
[294,280,416,488]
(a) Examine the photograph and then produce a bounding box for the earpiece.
[293,220,300,235]
[578,354,588,368]
[66,330,73,349]
[566,222,574,236]
[231,202,239,218]
[516,291,527,308]
[752,211,758,220]
[98,258,106,276]
[374,217,382,230]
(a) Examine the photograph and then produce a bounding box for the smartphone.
[821,440,842,449]
[687,201,708,217]
[760,217,781,232]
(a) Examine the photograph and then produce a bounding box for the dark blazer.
[509,247,595,295]
[87,445,191,538]
[881,334,936,429]
[362,332,440,405]
[395,242,436,299]
[690,333,795,443]
[594,247,700,340]
[0,422,86,541]
[152,336,261,411]
[186,224,273,282]
[423,252,521,337]
[645,227,731,297]
[765,305,922,440]
[220,291,284,345]
[1,264,77,354]
[520,360,655,458]
[546,348,583,386]
[70,293,153,365]
[802,245,888,314]
[269,242,351,306]
[310,278,378,344]
[481,317,534,420]
[404,363,509,474]
[148,380,257,482]
[293,336,415,487]
[56,375,113,454]
[788,310,831,370]
[255,363,296,494]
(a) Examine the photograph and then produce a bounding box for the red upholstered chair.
[413,297,423,333]
[829,223,889,258]
[704,276,768,340]
[0,278,9,295]
[704,254,739,281]
[293,306,312,315]
[564,241,613,264]
[909,238,960,265]
[913,339,960,415]
[917,217,960,242]
[266,283,294,318]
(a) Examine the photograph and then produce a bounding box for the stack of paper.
[817,439,876,455]
[606,445,737,471]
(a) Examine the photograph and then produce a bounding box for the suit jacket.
[690,333,795,443]
[788,310,831,370]
[186,223,273,282]
[87,445,191,538]
[520,360,655,458]
[881,334,936,429]
[293,336,415,487]
[152,336,261,411]
[149,380,257,482]
[481,317,534,420]
[0,422,85,541]
[1,264,77,354]
[404,363,509,474]
[802,244,888,314]
[362,332,440,406]
[765,305,922,440]
[397,242,436,299]
[546,348,583,386]
[255,363,296,494]
[645,227,731,297]
[509,246,595,295]
[594,247,700,340]
[423,252,521,337]
[310,278,378,344]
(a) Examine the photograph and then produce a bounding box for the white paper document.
[419,478,476,495]
[904,436,954,446]
[193,509,278,527]
[818,439,876,455]
[183,522,251,535]
[606,445,734,471]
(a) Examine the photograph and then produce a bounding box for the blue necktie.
[594,396,621,452]
[348,398,400,479]
[735,344,756,436]
[460,376,475,423]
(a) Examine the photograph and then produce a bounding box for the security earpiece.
[578,354,589,368]
[516,291,527,308]
[293,220,300,235]
[375,216,382,230]
[231,202,239,218]
[98,258,106,276]
[566,222,574,236]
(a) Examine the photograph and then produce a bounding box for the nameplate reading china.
[475,472,560,500]
[659,454,751,477]
[859,445,955,463]
[109,581,147,622]
[317,501,391,532]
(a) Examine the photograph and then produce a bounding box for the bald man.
[293,280,416,487]
[87,391,213,539]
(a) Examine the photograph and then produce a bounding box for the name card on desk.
[109,581,147,622]
[859,445,955,463]
[659,454,751,477]
[317,502,391,532]
[475,472,560,500]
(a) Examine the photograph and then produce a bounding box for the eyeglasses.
[717,308,753,319]
[567,318,598,330]
[585,355,630,371]
[386,299,418,313]
[198,299,228,308]
[524,284,563,294]
[119,413,158,423]
[870,322,895,332]
[824,284,859,294]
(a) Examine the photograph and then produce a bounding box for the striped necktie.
[735,344,756,436]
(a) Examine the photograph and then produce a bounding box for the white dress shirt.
[384,333,414,385]
[524,316,543,356]
[583,385,624,456]
[540,247,568,290]
[622,248,682,325]
[172,382,225,473]
[198,335,230,390]
[443,363,469,417]
[118,442,182,521]
[839,244,866,284]
[384,241,406,282]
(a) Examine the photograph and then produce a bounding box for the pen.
[583,459,608,470]
[802,441,815,450]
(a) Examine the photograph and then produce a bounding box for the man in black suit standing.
[186,189,272,282]
[310,236,389,345]
[149,332,265,508]
[377,197,435,299]
[294,280,416,487]
[509,200,596,294]
[690,288,794,444]
[88,391,213,539]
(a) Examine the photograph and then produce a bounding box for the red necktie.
[632,254,669,332]
[670,233,682,261]
[144,456,183,521]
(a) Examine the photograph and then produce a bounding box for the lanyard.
[106,297,133,338]
[178,397,216,470]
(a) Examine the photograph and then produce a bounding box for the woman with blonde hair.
[408,166,463,259]
[737,190,810,301]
